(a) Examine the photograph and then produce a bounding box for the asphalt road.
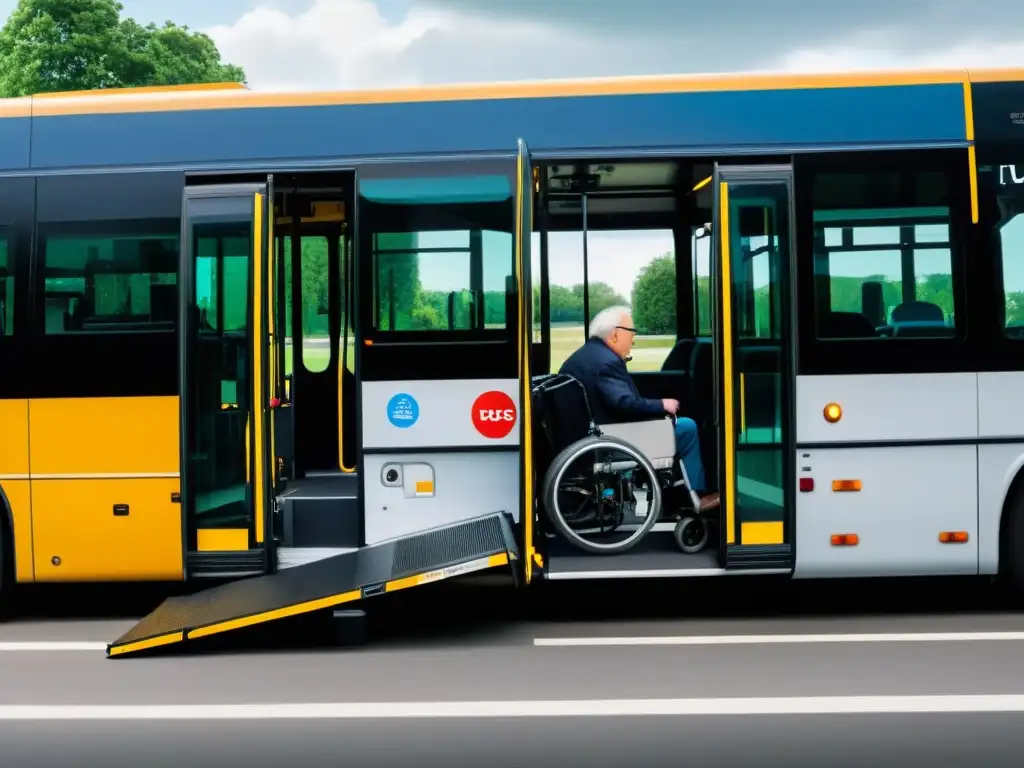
[3,575,1024,767]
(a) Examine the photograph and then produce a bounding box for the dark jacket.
[559,337,666,424]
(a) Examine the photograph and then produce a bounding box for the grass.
[282,326,675,378]
[549,324,673,373]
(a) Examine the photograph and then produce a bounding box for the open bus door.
[712,164,796,572]
[180,180,277,575]
[516,138,538,583]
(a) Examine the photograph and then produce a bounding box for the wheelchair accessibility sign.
[387,393,419,428]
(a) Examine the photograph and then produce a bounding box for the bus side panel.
[977,372,1024,575]
[360,379,520,547]
[28,396,183,582]
[0,399,33,582]
[793,373,979,578]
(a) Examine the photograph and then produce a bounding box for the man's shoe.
[699,492,720,511]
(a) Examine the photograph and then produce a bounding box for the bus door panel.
[712,165,796,568]
[181,183,274,562]
[355,157,523,560]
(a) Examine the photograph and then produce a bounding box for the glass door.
[712,164,795,568]
[181,183,274,562]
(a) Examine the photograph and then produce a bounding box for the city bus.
[0,68,1021,657]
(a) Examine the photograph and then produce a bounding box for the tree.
[632,253,676,334]
[0,0,245,97]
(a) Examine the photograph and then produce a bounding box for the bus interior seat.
[819,311,878,338]
[662,338,697,372]
[889,300,950,337]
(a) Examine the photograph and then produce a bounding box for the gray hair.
[588,305,631,340]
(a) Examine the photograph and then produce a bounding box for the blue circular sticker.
[387,393,419,428]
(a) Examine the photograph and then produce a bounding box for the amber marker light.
[823,402,842,423]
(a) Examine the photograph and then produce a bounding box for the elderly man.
[559,305,719,512]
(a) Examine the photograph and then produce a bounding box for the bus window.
[692,226,712,337]
[40,229,178,334]
[808,167,959,340]
[298,235,330,373]
[587,229,676,371]
[999,212,1024,335]
[544,227,676,372]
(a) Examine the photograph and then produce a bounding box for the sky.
[1,0,1021,306]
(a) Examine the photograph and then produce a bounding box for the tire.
[541,434,662,555]
[674,516,708,554]
[1004,483,1024,596]
[0,517,10,622]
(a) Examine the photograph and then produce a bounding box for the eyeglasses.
[616,325,637,334]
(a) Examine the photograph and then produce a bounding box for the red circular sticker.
[471,390,518,439]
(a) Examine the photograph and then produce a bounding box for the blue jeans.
[674,417,706,492]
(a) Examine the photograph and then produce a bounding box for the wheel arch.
[998,462,1024,577]
[0,482,13,580]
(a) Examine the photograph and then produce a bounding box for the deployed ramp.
[107,513,518,658]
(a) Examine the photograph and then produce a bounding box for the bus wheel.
[0,520,10,621]
[1006,483,1024,598]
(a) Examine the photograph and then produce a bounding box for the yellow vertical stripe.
[967,145,979,225]
[963,79,979,225]
[252,192,266,545]
[720,181,736,546]
[517,145,535,584]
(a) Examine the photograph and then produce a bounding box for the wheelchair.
[531,373,714,556]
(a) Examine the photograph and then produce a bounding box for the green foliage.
[631,253,675,334]
[0,0,245,97]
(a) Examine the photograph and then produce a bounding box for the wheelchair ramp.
[106,513,517,658]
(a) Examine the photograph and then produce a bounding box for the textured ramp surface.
[108,513,516,655]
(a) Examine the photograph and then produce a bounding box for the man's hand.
[661,398,680,415]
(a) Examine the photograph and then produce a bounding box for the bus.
[0,69,1022,657]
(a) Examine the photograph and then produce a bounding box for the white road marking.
[2,695,1024,719]
[534,631,1024,647]
[0,642,108,652]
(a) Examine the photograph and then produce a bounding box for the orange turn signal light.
[939,531,969,544]
[831,533,859,546]
[823,402,842,423]
[832,479,862,492]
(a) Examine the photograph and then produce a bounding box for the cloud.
[207,0,1024,92]
[777,29,1024,73]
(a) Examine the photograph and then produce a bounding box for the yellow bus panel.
[0,399,28,477]
[2,480,34,583]
[28,396,179,476]
[31,478,183,582]
[196,528,249,552]
[0,399,33,582]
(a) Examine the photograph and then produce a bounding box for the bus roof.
[2,66,1021,174]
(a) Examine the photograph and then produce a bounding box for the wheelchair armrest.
[598,418,676,471]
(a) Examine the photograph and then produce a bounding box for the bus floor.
[542,529,721,579]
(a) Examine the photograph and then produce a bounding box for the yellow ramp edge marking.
[107,631,184,657]
[741,521,785,546]
[386,553,510,594]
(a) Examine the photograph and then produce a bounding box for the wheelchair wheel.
[541,434,662,555]
[673,515,708,554]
